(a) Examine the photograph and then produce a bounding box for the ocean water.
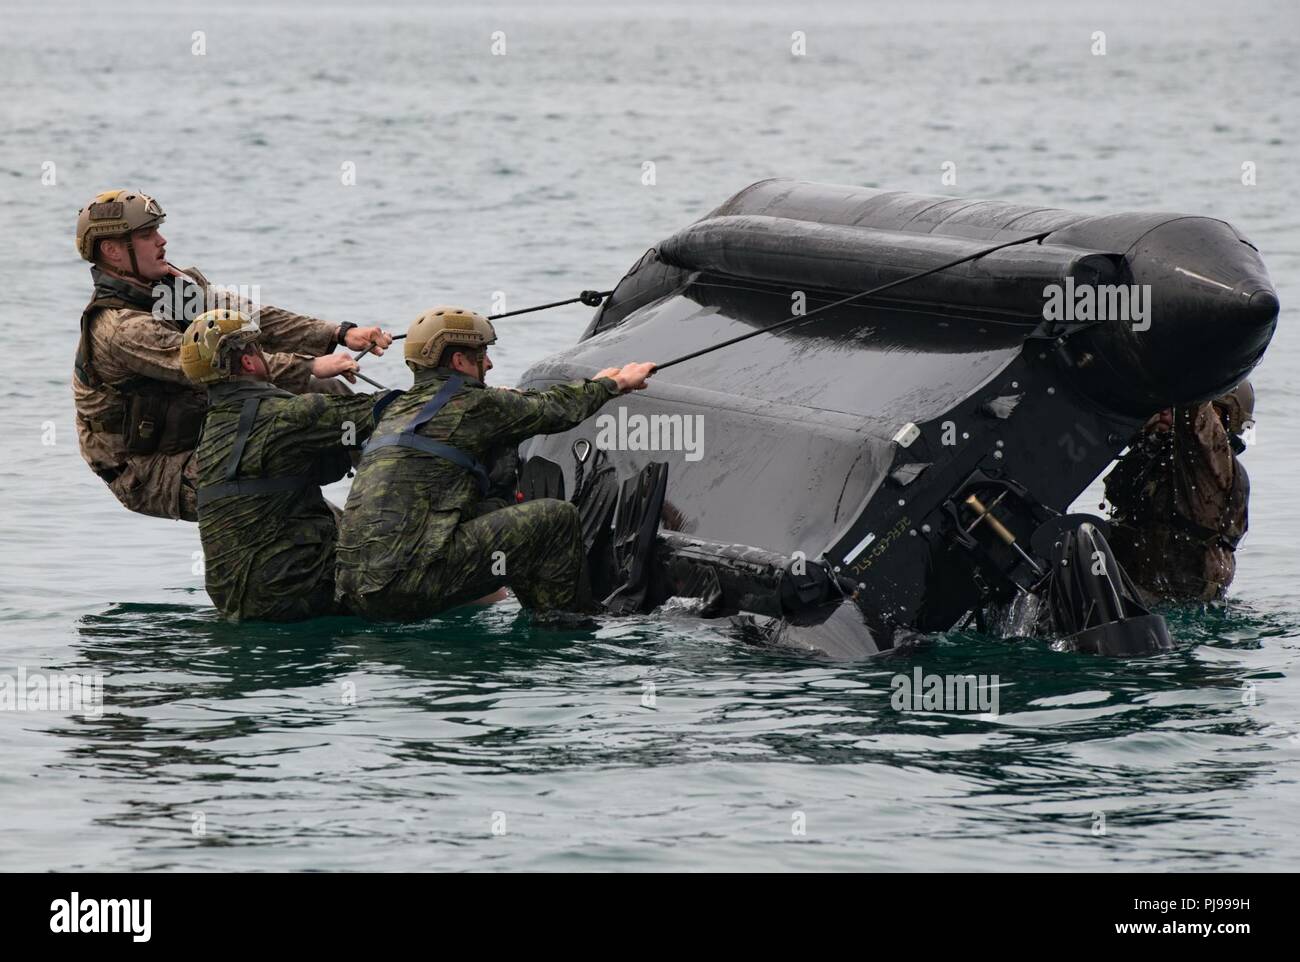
[1,0,1298,871]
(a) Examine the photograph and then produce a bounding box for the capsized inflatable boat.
[516,179,1279,658]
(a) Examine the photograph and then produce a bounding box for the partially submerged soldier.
[1103,381,1253,602]
[183,309,378,622]
[336,306,655,622]
[73,189,391,521]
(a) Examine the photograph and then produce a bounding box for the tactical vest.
[196,396,353,507]
[363,375,490,494]
[76,273,207,457]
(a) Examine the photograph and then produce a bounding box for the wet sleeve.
[1177,403,1235,494]
[469,443,522,515]
[478,378,619,446]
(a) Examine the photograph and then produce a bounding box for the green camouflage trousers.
[350,498,585,620]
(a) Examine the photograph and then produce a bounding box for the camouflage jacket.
[196,380,375,622]
[1105,402,1248,548]
[1104,402,1249,599]
[336,368,618,599]
[75,265,341,474]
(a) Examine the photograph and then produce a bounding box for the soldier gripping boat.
[335,307,655,622]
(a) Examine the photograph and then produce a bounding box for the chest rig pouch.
[122,387,208,456]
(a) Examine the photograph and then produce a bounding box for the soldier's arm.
[264,351,319,394]
[1178,403,1235,490]
[278,392,378,451]
[105,313,199,386]
[255,304,339,357]
[178,266,339,357]
[478,378,619,446]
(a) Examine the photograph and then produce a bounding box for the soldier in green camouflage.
[183,309,378,622]
[336,306,655,621]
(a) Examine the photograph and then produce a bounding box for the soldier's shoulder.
[180,265,210,286]
[464,384,526,408]
[90,305,172,356]
[262,391,322,416]
[107,304,175,338]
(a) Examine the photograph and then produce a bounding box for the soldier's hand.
[613,362,656,393]
[345,325,394,356]
[593,367,622,381]
[312,354,359,383]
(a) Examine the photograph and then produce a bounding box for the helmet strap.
[125,236,142,278]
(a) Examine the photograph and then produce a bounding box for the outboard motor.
[941,473,1171,655]
[1040,521,1172,656]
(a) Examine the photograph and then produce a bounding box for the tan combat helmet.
[180,309,261,384]
[405,305,498,378]
[75,189,166,272]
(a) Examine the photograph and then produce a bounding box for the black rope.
[653,230,1053,372]
[489,289,612,320]
[353,289,615,358]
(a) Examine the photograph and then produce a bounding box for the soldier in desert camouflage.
[73,188,391,521]
[1104,382,1253,602]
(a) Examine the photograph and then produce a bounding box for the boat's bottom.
[518,455,1174,661]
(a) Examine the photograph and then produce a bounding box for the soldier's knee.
[537,498,581,536]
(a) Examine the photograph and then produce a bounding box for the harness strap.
[363,375,490,495]
[408,376,466,432]
[197,396,311,507]
[224,397,261,481]
[197,475,311,506]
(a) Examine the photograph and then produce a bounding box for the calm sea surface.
[2,0,1298,870]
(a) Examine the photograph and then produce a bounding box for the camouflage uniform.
[1104,402,1249,601]
[336,369,619,620]
[196,380,376,622]
[74,265,345,521]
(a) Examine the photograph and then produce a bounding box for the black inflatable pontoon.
[517,180,1279,658]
